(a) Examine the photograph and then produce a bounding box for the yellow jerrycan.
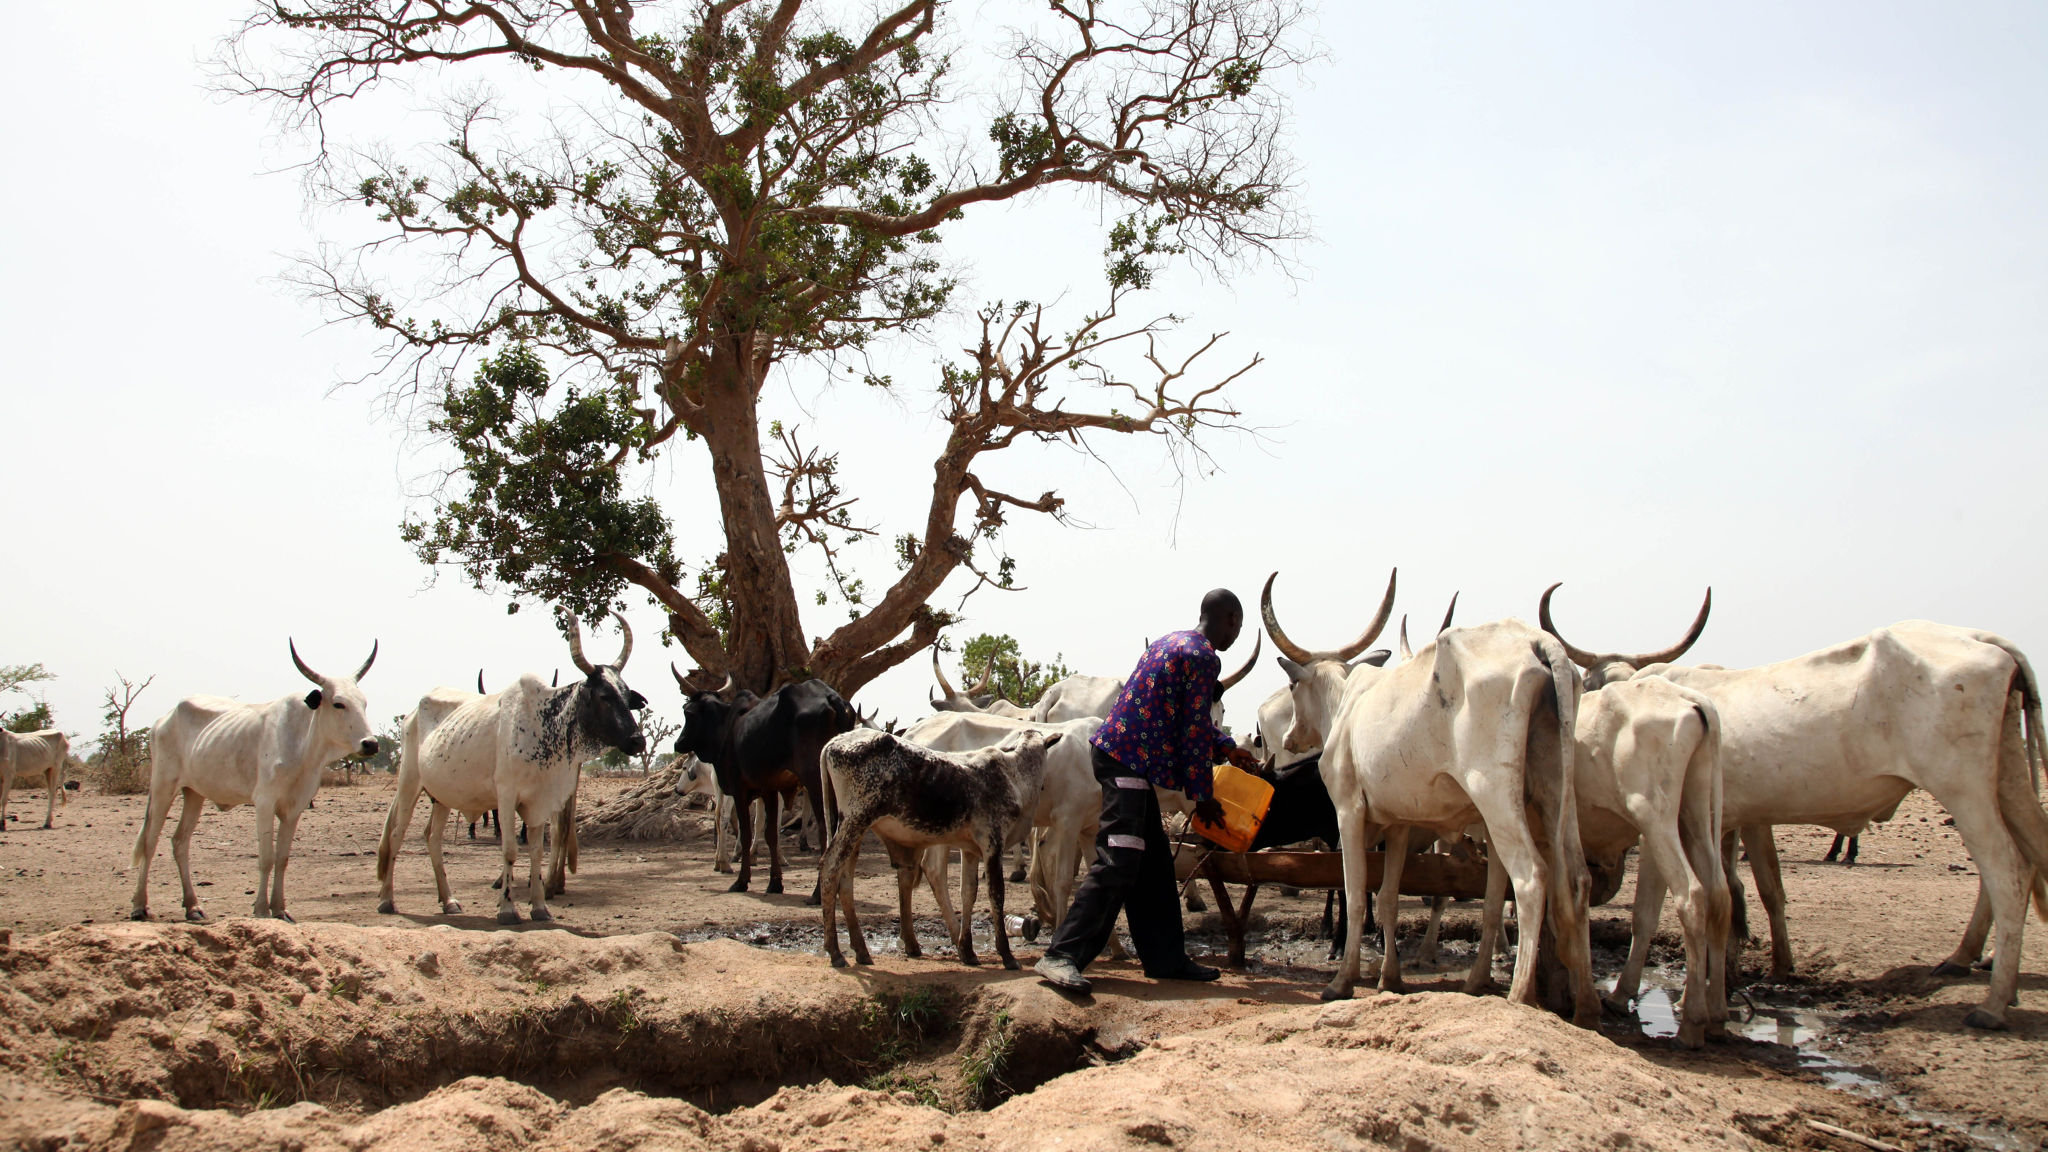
[1189,762,1275,852]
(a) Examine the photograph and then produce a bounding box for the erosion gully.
[682,910,2033,1150]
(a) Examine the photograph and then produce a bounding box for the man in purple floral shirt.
[1035,589,1263,993]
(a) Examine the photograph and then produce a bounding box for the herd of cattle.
[12,571,2045,1051]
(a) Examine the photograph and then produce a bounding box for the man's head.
[1199,588,1244,650]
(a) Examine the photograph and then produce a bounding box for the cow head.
[290,638,381,759]
[1537,583,1712,690]
[1261,570,1398,756]
[566,612,648,755]
[930,648,1006,714]
[988,728,1064,798]
[674,667,753,760]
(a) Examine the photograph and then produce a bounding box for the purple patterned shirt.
[1091,630,1238,801]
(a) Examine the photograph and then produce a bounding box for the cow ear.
[304,689,323,710]
[1042,732,1064,748]
[1276,657,1308,683]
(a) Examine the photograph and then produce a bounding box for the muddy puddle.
[684,911,2037,1150]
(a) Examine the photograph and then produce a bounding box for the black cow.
[1249,754,1355,958]
[674,668,857,901]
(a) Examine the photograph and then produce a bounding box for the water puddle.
[1618,969,2027,1151]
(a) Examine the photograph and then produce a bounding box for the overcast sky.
[4,2,2045,744]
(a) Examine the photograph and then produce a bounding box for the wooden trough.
[1171,847,1490,968]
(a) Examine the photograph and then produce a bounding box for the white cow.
[1264,572,1601,1026]
[130,640,380,922]
[929,650,1032,718]
[1542,587,2048,1030]
[0,729,71,829]
[1568,675,1730,1048]
[1031,675,1124,723]
[900,711,1102,942]
[377,614,646,924]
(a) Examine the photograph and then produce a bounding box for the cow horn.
[1260,569,1397,665]
[1438,591,1459,637]
[1541,582,1711,671]
[477,670,487,694]
[1218,631,1260,691]
[672,661,688,691]
[354,640,378,681]
[968,651,999,697]
[931,647,963,702]
[565,613,598,676]
[1399,615,1411,660]
[288,638,323,685]
[718,672,736,697]
[552,669,561,688]
[611,612,633,671]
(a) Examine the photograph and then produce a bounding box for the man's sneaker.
[1034,955,1091,992]
[1147,959,1221,982]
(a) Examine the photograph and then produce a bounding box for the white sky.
[4,2,2045,744]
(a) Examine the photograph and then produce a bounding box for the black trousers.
[1044,746,1189,973]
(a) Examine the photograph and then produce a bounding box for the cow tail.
[1538,636,1587,904]
[819,743,838,852]
[1986,635,2048,922]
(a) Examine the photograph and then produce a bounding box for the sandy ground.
[1,774,2044,1150]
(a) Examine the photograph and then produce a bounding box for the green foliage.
[957,634,1072,707]
[1,663,55,732]
[400,344,679,621]
[4,700,53,734]
[960,1008,1015,1106]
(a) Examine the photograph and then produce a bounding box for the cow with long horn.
[1541,584,2048,1030]
[1264,572,1600,1025]
[929,649,1032,718]
[133,639,381,923]
[377,613,646,923]
[1538,583,1711,689]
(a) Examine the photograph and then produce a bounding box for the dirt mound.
[0,921,1925,1152]
[576,762,711,842]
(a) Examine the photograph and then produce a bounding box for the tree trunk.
[699,343,811,692]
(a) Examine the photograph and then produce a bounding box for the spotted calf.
[817,727,1062,970]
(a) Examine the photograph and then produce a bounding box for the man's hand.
[1193,797,1226,827]
[1224,746,1263,772]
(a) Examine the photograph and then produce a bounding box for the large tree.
[226,0,1311,693]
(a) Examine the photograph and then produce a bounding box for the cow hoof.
[1931,961,1972,978]
[377,900,397,915]
[1319,985,1353,1002]
[442,901,463,915]
[1021,916,1041,942]
[726,879,748,893]
[275,911,296,925]
[1002,958,1020,971]
[1974,957,1994,972]
[856,956,874,967]
[130,908,149,922]
[185,908,207,923]
[497,909,522,925]
[1009,867,1028,884]
[803,894,821,907]
[904,943,923,959]
[490,876,504,891]
[958,953,980,967]
[1601,994,1633,1018]
[830,955,848,968]
[1963,1009,2009,1031]
[765,881,784,895]
[1675,1025,1706,1050]
[530,908,552,922]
